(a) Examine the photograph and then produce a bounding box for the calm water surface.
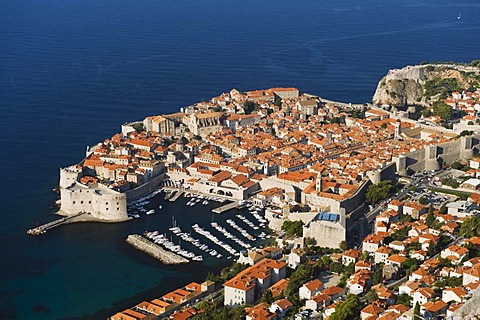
[1,0,479,318]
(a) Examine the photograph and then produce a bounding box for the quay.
[26,212,86,236]
[126,234,189,265]
[212,201,238,214]
[169,189,184,202]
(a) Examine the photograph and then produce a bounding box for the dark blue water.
[1,0,479,318]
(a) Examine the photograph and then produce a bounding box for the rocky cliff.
[372,64,480,107]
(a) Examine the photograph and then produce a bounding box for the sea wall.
[126,235,189,265]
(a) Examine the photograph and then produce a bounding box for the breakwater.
[125,234,189,265]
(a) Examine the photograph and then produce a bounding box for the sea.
[1,0,479,318]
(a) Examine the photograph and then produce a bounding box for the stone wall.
[303,214,346,248]
[125,173,165,201]
[395,135,480,175]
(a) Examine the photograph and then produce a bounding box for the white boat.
[158,205,163,209]
[457,11,461,20]
[146,209,155,215]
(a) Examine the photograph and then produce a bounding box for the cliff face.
[373,78,424,106]
[372,64,480,107]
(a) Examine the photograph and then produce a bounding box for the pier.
[26,212,86,236]
[126,234,189,265]
[212,201,238,214]
[169,189,184,202]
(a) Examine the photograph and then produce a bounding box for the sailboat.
[457,11,461,20]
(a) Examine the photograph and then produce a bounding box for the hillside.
[372,62,480,107]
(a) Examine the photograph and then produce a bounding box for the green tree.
[439,204,448,214]
[419,196,427,205]
[132,122,144,132]
[427,241,435,256]
[330,262,343,275]
[421,108,432,118]
[285,263,315,298]
[365,289,379,304]
[339,241,348,252]
[261,289,274,304]
[402,258,419,271]
[373,263,384,285]
[432,100,453,120]
[425,208,435,227]
[460,216,480,238]
[366,180,395,204]
[281,220,304,238]
[451,161,464,170]
[330,294,362,320]
[413,302,421,320]
[243,100,255,113]
[397,293,412,307]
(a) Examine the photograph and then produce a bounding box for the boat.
[158,205,163,209]
[457,11,461,20]
[146,209,155,215]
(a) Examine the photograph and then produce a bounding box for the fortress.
[58,166,129,221]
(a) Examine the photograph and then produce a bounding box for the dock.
[169,189,184,202]
[212,201,238,214]
[26,212,86,236]
[126,234,189,265]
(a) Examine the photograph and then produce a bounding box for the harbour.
[4,0,480,318]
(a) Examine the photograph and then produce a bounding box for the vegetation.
[429,187,470,200]
[451,161,470,171]
[285,263,317,299]
[442,177,460,189]
[372,263,384,285]
[397,293,412,307]
[365,289,379,304]
[434,276,463,289]
[132,122,144,132]
[366,180,396,204]
[330,294,362,320]
[413,302,421,320]
[425,208,435,227]
[432,100,454,120]
[418,196,427,205]
[459,130,474,137]
[424,78,461,101]
[193,304,245,320]
[204,262,248,284]
[281,220,304,238]
[469,60,480,68]
[460,216,480,238]
[261,289,274,304]
[243,100,257,114]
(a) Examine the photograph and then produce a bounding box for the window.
[73,201,76,204]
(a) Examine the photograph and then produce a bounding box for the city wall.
[126,173,165,201]
[395,135,480,175]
